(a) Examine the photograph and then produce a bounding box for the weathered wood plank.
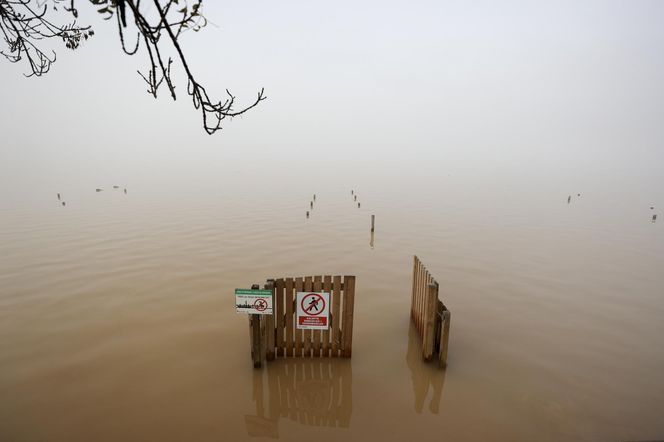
[423,282,437,361]
[285,278,295,357]
[322,275,332,357]
[342,275,356,358]
[275,278,285,357]
[439,309,451,368]
[331,275,342,357]
[303,276,313,357]
[264,281,275,361]
[313,275,323,357]
[411,255,418,321]
[250,314,261,368]
[294,277,303,357]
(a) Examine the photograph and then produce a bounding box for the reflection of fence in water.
[245,360,353,437]
[406,322,446,414]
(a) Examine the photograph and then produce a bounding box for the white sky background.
[1,0,663,204]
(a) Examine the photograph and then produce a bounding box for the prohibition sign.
[301,293,325,316]
[253,298,268,312]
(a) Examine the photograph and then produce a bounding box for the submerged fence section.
[249,275,356,367]
[410,256,450,367]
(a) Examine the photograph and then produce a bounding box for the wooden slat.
[411,257,420,327]
[439,309,451,368]
[294,277,303,357]
[285,277,295,357]
[303,276,313,357]
[411,256,418,320]
[417,267,425,334]
[275,279,285,357]
[331,275,342,357]
[265,281,275,361]
[313,275,323,357]
[341,275,356,358]
[322,275,332,357]
[423,282,437,361]
[250,314,261,368]
[418,264,425,334]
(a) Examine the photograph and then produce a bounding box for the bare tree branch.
[0,0,265,134]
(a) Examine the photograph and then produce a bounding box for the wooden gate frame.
[410,256,450,367]
[249,275,356,367]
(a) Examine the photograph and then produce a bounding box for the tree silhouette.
[0,0,265,134]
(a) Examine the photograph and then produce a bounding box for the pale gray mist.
[1,2,663,442]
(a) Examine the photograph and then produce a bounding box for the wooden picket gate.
[249,275,356,367]
[410,256,450,367]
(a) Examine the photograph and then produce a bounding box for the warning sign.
[296,292,330,330]
[235,289,273,315]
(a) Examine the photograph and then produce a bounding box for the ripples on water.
[0,176,663,442]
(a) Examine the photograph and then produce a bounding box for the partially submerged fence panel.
[250,275,356,367]
[410,256,450,367]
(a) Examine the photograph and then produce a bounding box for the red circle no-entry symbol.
[300,293,325,316]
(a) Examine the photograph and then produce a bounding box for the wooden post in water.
[371,215,375,233]
[265,279,275,361]
[250,283,262,368]
[439,310,451,368]
[342,275,356,357]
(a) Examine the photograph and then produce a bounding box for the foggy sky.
[1,0,663,206]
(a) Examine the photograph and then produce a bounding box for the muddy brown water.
[1,172,663,442]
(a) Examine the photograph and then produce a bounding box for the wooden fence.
[410,256,450,367]
[249,275,356,367]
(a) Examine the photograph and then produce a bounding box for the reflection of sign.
[296,292,329,329]
[236,289,273,315]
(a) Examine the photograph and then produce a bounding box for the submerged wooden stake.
[250,283,262,368]
[371,215,375,232]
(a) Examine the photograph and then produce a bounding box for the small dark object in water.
[313,194,316,201]
[567,195,571,204]
[351,190,354,195]
[124,188,127,194]
[310,201,313,209]
[651,207,654,210]
[354,195,357,201]
[57,193,61,200]
[96,188,103,192]
[306,211,309,218]
[653,214,658,223]
[577,193,581,197]
[358,202,361,208]
[62,202,65,206]
[113,185,119,189]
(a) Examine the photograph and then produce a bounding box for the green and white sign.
[235,289,273,315]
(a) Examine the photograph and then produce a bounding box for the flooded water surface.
[1,165,663,442]
[2,2,664,441]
